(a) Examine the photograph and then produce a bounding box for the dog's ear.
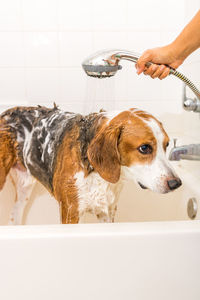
[87,125,121,183]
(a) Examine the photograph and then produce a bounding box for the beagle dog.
[0,105,181,224]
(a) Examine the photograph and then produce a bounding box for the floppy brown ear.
[87,125,121,183]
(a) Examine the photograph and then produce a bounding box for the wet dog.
[0,105,181,224]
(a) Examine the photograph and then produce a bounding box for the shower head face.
[82,64,122,78]
[82,49,123,78]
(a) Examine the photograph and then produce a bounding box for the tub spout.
[169,142,200,161]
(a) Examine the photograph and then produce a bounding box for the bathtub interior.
[0,108,199,225]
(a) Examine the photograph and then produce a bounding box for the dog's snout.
[167,178,182,190]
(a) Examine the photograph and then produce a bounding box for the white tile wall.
[93,32,129,51]
[0,0,22,31]
[0,0,198,115]
[58,31,93,67]
[25,68,59,103]
[24,32,58,66]
[127,0,185,32]
[22,0,58,31]
[0,32,25,66]
[59,67,86,102]
[58,0,92,31]
[92,0,127,31]
[0,68,26,103]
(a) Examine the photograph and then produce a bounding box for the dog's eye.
[166,142,169,147]
[138,144,153,154]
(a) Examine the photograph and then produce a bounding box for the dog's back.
[0,105,78,191]
[0,105,106,224]
[0,106,56,163]
[0,105,102,192]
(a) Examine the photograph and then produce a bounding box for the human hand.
[136,45,184,79]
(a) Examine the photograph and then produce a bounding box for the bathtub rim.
[0,220,200,239]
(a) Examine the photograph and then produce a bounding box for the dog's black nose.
[167,179,182,190]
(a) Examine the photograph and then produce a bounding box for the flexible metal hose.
[170,69,200,100]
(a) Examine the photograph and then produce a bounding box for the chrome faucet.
[169,139,200,161]
[182,83,200,113]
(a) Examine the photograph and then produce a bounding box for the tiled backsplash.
[0,0,199,116]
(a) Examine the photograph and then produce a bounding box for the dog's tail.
[0,126,17,190]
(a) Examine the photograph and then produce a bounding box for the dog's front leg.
[53,178,80,224]
[59,199,79,224]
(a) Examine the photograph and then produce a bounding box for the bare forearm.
[171,10,200,60]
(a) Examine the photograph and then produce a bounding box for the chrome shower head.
[82,49,140,78]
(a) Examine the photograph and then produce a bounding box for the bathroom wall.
[0,0,199,224]
[0,0,198,113]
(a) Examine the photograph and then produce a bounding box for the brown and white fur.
[0,105,181,225]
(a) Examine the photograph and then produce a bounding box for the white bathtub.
[0,221,200,300]
[1,157,199,300]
